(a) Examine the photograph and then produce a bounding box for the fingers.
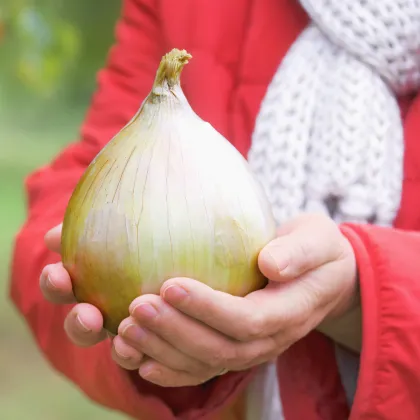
[44,223,62,254]
[161,278,273,341]
[111,335,144,370]
[128,294,232,364]
[128,294,275,369]
[258,213,345,281]
[40,263,76,304]
[117,317,208,375]
[64,303,107,347]
[161,278,262,341]
[161,277,322,341]
[137,359,215,387]
[40,255,107,348]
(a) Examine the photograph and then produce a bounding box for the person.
[9,0,420,419]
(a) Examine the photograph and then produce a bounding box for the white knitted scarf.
[249,0,420,228]
[246,1,420,419]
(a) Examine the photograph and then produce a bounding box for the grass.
[0,106,128,419]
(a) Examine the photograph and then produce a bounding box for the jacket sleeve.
[340,222,420,420]
[338,95,420,420]
[8,1,253,419]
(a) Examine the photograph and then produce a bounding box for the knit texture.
[246,1,420,419]
[248,0,420,227]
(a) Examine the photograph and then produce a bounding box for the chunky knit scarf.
[249,0,420,228]
[246,1,420,419]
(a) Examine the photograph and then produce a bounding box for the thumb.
[258,214,344,282]
[44,223,63,254]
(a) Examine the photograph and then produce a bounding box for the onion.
[61,49,277,334]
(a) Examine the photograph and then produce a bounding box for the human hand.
[39,224,144,368]
[113,213,359,387]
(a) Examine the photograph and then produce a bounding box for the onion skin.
[61,49,277,334]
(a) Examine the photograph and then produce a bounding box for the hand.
[39,224,144,368]
[114,213,359,387]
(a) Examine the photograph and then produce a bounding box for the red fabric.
[8,0,420,419]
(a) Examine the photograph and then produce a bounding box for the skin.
[40,213,360,387]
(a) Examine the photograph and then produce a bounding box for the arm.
[316,222,420,417]
[339,223,420,420]
[318,95,420,416]
[316,224,363,354]
[8,1,252,418]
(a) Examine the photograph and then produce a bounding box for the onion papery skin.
[61,49,277,334]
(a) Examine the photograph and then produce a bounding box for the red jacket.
[9,1,420,419]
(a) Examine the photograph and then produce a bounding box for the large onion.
[61,49,277,334]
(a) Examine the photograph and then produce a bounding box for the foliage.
[0,0,121,108]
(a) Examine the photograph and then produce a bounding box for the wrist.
[317,273,362,353]
[340,270,361,316]
[329,245,360,320]
[317,302,362,353]
[316,239,362,353]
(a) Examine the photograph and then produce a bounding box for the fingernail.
[46,274,58,290]
[76,315,91,332]
[115,348,131,360]
[265,248,288,274]
[162,285,188,301]
[131,303,158,318]
[139,363,154,378]
[266,249,280,270]
[122,324,147,341]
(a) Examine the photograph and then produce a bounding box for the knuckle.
[237,314,266,341]
[291,241,311,269]
[148,343,166,361]
[191,362,214,377]
[207,346,236,369]
[249,338,278,367]
[275,327,300,350]
[240,347,267,370]
[206,351,224,369]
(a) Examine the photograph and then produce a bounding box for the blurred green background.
[0,1,129,418]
